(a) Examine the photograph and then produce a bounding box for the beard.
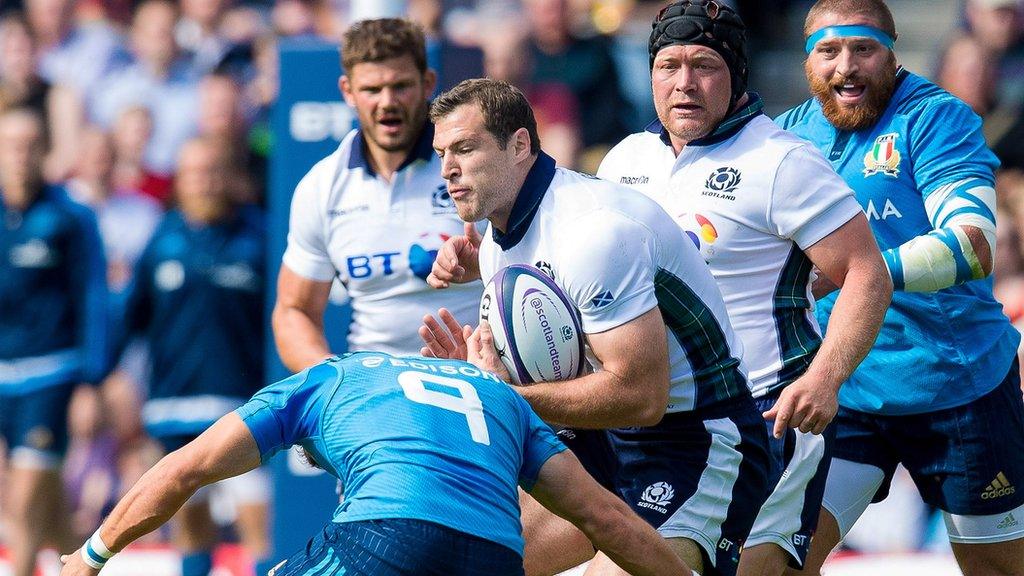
[365,100,429,153]
[805,52,898,131]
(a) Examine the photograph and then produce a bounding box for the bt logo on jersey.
[346,233,451,281]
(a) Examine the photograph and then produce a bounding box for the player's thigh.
[746,392,837,570]
[520,488,594,576]
[604,400,770,576]
[950,537,1024,576]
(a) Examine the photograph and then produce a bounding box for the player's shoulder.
[774,97,820,132]
[549,167,665,225]
[891,70,964,119]
[293,129,359,197]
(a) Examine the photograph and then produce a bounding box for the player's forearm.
[810,261,891,389]
[518,370,666,428]
[96,452,204,552]
[272,305,333,372]
[581,497,690,576]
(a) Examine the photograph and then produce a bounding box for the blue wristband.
[805,25,895,53]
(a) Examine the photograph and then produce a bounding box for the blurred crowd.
[0,0,1023,564]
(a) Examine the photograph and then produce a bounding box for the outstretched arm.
[60,414,261,575]
[530,451,691,576]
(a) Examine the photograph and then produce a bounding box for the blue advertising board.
[263,37,355,572]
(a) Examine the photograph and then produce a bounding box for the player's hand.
[761,375,838,438]
[811,268,840,299]
[59,550,100,576]
[427,222,483,289]
[419,308,472,360]
[468,321,512,384]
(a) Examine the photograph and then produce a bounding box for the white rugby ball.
[480,264,585,385]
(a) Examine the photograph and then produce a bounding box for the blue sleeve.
[910,98,999,199]
[517,396,566,491]
[69,206,109,385]
[235,361,340,463]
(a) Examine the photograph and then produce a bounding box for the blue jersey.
[777,69,1020,415]
[236,352,566,555]
[0,185,107,393]
[120,207,264,436]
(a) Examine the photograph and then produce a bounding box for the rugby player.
[423,78,770,576]
[596,3,891,573]
[272,18,481,370]
[777,1,1024,573]
[58,353,691,576]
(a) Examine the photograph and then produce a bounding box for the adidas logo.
[981,472,1016,500]
[997,513,1019,530]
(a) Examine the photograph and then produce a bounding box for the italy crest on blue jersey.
[777,68,1020,416]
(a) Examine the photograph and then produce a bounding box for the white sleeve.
[769,144,863,249]
[556,210,659,334]
[595,140,627,183]
[281,169,337,282]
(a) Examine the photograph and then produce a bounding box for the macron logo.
[591,291,614,309]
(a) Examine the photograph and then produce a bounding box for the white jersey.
[283,126,482,355]
[479,152,749,413]
[598,107,862,398]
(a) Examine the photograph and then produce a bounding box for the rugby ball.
[480,264,586,385]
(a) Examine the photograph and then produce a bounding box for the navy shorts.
[272,519,524,576]
[833,357,1024,516]
[0,383,75,464]
[746,389,835,567]
[558,396,770,576]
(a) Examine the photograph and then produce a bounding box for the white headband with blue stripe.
[805,24,895,54]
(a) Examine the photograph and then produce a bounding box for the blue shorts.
[833,357,1024,516]
[273,519,524,576]
[0,383,75,465]
[747,389,835,567]
[558,396,770,576]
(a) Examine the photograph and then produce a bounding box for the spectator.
[937,33,998,116]
[176,0,233,74]
[407,0,484,94]
[197,73,263,203]
[90,0,200,178]
[116,136,269,576]
[523,0,634,155]
[109,105,173,205]
[964,0,1024,108]
[26,0,128,98]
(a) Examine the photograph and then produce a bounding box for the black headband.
[649,0,749,108]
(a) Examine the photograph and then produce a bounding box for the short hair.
[429,79,541,154]
[341,18,427,74]
[803,0,897,40]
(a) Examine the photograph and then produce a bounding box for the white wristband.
[80,529,114,570]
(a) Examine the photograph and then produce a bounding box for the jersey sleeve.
[909,98,999,199]
[769,144,863,249]
[517,396,566,491]
[556,209,659,334]
[281,168,337,282]
[595,139,628,182]
[235,361,340,462]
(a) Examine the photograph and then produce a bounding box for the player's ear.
[339,75,356,107]
[512,127,531,161]
[422,68,438,98]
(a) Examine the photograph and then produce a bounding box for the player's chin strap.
[80,528,115,570]
[883,178,997,292]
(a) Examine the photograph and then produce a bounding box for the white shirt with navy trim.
[480,152,749,413]
[283,126,482,355]
[598,109,862,398]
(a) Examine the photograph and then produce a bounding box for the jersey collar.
[492,151,556,251]
[645,91,765,148]
[348,122,436,178]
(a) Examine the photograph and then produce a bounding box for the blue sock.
[181,551,213,576]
